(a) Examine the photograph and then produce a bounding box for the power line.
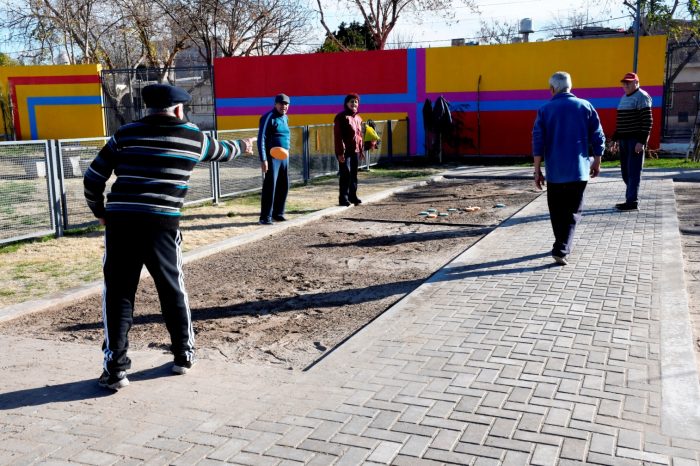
[386,13,630,46]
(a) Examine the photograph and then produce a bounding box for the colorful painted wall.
[0,64,104,140]
[215,35,666,156]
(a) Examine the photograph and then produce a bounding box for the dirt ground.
[0,178,538,370]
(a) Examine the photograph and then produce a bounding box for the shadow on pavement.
[439,252,555,280]
[0,363,172,409]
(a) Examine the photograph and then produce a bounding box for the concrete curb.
[657,180,700,439]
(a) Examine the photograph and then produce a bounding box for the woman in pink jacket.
[333,93,364,206]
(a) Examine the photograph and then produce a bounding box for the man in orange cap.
[610,72,653,211]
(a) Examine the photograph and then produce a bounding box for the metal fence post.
[387,121,393,161]
[46,140,65,238]
[211,131,221,205]
[303,125,310,183]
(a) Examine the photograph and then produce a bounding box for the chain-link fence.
[56,137,109,230]
[0,140,57,245]
[101,67,215,136]
[0,119,406,245]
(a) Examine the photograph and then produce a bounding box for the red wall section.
[215,50,407,98]
[447,111,537,156]
[447,108,662,156]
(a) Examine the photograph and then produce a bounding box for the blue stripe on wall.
[27,95,102,139]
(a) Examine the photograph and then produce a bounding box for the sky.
[314,0,633,49]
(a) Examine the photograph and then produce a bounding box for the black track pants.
[102,224,194,372]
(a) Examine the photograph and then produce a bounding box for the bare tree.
[385,30,415,49]
[477,19,520,44]
[316,0,477,50]
[152,0,313,64]
[545,9,592,38]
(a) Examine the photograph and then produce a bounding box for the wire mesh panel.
[185,160,215,207]
[216,129,265,199]
[288,126,305,184]
[58,137,108,230]
[0,141,55,244]
[664,44,700,140]
[308,124,338,179]
[390,120,409,157]
[101,67,215,136]
[362,120,389,169]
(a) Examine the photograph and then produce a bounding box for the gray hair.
[147,104,180,115]
[549,71,572,94]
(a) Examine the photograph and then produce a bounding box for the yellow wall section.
[0,64,104,140]
[425,36,666,92]
[14,83,103,140]
[33,105,104,139]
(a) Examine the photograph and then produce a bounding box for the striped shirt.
[613,88,653,144]
[84,114,245,229]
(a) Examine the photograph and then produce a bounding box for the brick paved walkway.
[1,169,699,465]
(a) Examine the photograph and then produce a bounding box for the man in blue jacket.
[258,93,291,224]
[532,71,605,265]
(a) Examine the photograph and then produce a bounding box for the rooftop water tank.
[519,18,534,34]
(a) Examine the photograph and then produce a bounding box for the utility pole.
[633,0,641,72]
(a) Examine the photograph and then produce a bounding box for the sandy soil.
[0,179,538,370]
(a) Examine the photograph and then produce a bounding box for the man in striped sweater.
[611,72,653,211]
[84,84,254,390]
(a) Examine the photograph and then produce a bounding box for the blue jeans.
[546,181,587,258]
[619,139,644,204]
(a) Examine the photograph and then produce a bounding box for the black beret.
[141,84,191,108]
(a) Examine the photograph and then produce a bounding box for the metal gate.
[101,66,215,136]
[664,40,700,141]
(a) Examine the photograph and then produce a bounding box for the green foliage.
[632,0,700,38]
[0,52,19,67]
[318,21,378,52]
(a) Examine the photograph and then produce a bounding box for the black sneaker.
[259,218,273,225]
[272,215,287,222]
[98,370,129,390]
[172,358,196,375]
[350,198,362,206]
[339,200,351,207]
[615,202,638,211]
[552,254,568,265]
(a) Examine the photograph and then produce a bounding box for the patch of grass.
[0,243,23,254]
[0,289,16,297]
[601,157,700,169]
[285,202,320,214]
[0,234,52,254]
[365,168,438,179]
[64,225,103,236]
